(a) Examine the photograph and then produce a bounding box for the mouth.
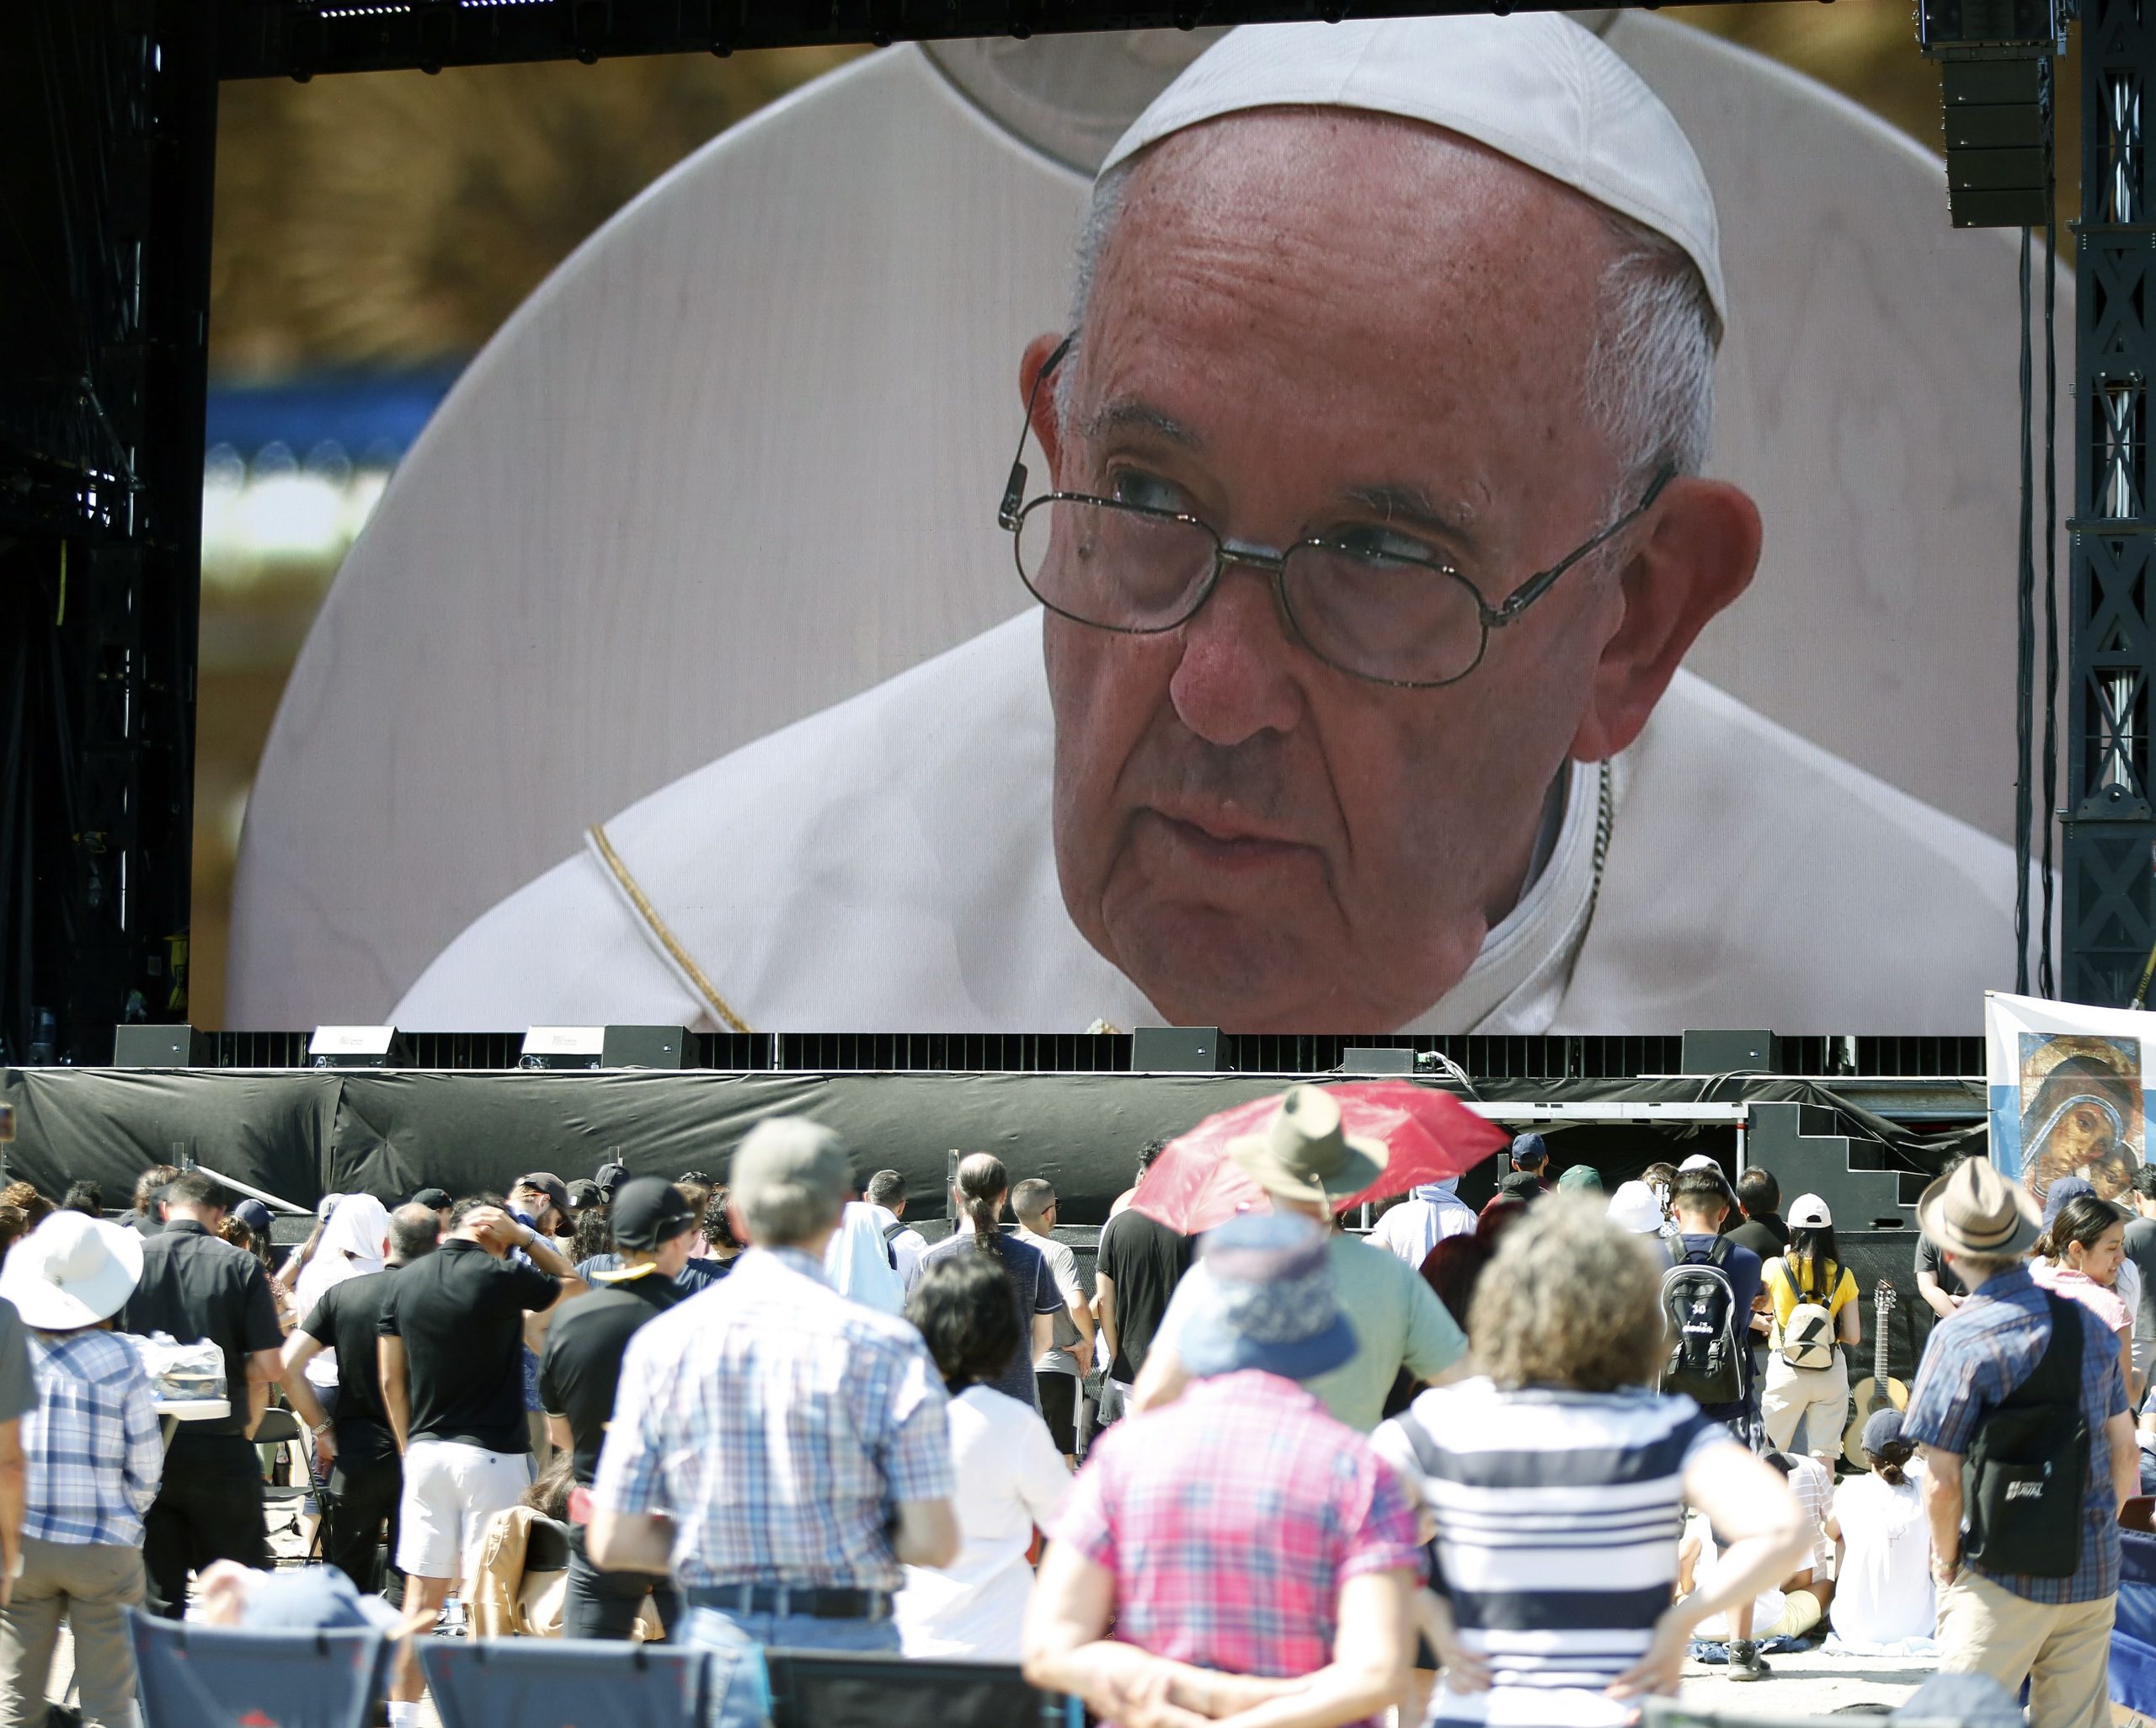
[1139,807,1315,877]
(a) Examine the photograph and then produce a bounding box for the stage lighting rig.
[1919,0,2065,228]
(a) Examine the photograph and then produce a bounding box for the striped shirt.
[23,1329,163,1547]
[1374,1379,1732,1727]
[591,1245,953,1592]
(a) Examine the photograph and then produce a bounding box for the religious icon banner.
[1985,991,2149,1207]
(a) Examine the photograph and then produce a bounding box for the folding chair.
[421,1638,723,1728]
[253,1405,312,1544]
[763,1649,1081,1728]
[126,1611,391,1728]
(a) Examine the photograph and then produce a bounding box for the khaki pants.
[1935,1568,2116,1728]
[1760,1351,1850,1456]
[0,1535,146,1728]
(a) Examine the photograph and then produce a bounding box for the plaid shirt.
[22,1329,163,1546]
[592,1245,953,1592]
[1054,1371,1422,1701]
[1903,1265,2129,1604]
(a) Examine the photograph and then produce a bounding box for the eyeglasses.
[996,336,1674,690]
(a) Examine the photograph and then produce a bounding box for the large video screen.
[207,16,2055,1037]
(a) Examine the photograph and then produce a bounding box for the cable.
[2015,223,2036,996]
[2041,147,2059,999]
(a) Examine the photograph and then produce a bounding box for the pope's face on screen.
[1022,113,1761,1032]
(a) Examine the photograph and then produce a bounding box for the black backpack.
[1661,1237,1744,1405]
[1965,1291,2090,1578]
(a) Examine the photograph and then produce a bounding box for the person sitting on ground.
[1683,1450,1835,1651]
[915,1155,1061,1411]
[1136,1085,1467,1432]
[1368,1178,1478,1269]
[1759,1194,1861,1457]
[1823,1409,1935,1651]
[59,1182,103,1219]
[897,1255,1072,1661]
[1012,1178,1095,1468]
[1375,1197,1806,1723]
[589,1119,958,1721]
[123,1165,179,1237]
[2030,1190,2137,1406]
[1027,1212,1423,1728]
[865,1170,928,1286]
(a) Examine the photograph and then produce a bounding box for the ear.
[1569,476,1762,761]
[1018,331,1070,482]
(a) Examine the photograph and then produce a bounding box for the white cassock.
[393,610,2020,1035]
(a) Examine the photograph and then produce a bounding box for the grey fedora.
[1228,1085,1389,1207]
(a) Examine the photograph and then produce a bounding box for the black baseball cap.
[513,1172,570,1217]
[609,1177,696,1251]
[566,1179,603,1209]
[409,1187,451,1210]
[593,1160,629,1197]
[1497,1171,1544,1203]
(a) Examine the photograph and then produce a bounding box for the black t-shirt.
[1726,1213,1788,1262]
[538,1269,681,1485]
[379,1238,559,1453]
[301,1267,402,1462]
[117,1219,282,1449]
[2127,1219,2156,1351]
[1095,1208,1193,1384]
[1915,1233,1968,1299]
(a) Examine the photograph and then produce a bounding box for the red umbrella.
[1129,1080,1510,1236]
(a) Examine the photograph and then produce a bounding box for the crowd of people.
[0,1101,2142,1727]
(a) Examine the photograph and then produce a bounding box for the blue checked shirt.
[23,1329,163,1546]
[1903,1265,2129,1604]
[592,1245,953,1592]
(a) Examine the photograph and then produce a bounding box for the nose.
[1166,555,1306,747]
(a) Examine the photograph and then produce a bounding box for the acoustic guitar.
[1842,1279,1908,1469]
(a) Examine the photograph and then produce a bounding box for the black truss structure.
[2068,0,2156,1004]
[3,0,2148,1048]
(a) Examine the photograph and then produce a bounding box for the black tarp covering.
[0,1066,1984,1224]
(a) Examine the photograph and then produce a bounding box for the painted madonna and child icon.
[2017,1036,2146,1206]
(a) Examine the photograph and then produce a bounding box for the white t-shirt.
[1827,1469,1935,1648]
[1020,1229,1086,1378]
[1365,1187,1477,1269]
[894,1384,1070,1660]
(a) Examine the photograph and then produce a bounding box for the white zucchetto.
[1101,14,1726,324]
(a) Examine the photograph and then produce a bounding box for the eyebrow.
[1081,397,1206,450]
[1339,483,1482,553]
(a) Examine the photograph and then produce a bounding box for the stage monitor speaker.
[1342,1046,1416,1075]
[113,1025,211,1067]
[1132,1027,1219,1072]
[520,1025,605,1069]
[1681,1029,1782,1075]
[307,1025,411,1069]
[601,1025,691,1069]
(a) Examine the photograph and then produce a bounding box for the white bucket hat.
[0,1211,145,1330]
[1608,1180,1666,1235]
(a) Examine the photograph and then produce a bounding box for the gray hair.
[731,1117,851,1248]
[1061,149,1719,494]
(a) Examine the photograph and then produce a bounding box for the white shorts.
[396,1437,532,1582]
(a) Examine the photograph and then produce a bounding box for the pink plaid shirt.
[1054,1370,1422,1692]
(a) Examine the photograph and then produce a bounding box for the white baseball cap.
[1679,1154,1722,1173]
[1100,14,1726,326]
[1608,1180,1666,1235]
[0,1211,144,1330]
[1788,1193,1833,1229]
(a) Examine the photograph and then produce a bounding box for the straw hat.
[1228,1085,1388,1206]
[0,1212,145,1330]
[1918,1159,2041,1261]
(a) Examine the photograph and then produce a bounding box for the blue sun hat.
[1177,1212,1358,1382]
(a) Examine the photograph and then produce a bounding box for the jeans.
[680,1604,900,1728]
